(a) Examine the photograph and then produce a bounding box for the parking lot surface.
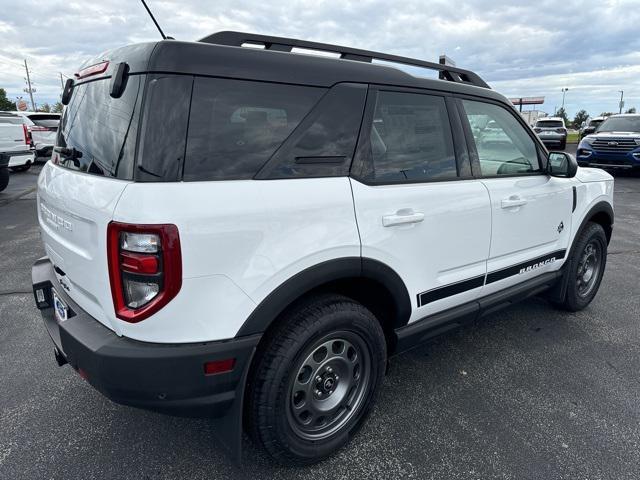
[1,161,639,479]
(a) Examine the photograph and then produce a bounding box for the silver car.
[534,117,567,150]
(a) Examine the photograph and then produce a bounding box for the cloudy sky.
[1,0,638,118]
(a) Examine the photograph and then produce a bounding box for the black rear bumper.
[31,257,260,419]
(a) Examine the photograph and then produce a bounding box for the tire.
[10,163,31,172]
[557,222,607,311]
[559,139,567,150]
[247,294,386,465]
[0,167,9,192]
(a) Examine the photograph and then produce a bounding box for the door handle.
[382,209,425,227]
[501,196,528,209]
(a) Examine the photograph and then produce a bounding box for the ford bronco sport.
[32,32,614,465]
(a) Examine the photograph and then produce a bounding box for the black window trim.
[349,84,472,186]
[453,94,552,179]
[254,82,368,180]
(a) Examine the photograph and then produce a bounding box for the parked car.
[12,111,60,161]
[580,116,607,139]
[0,112,34,177]
[533,117,568,150]
[32,32,614,465]
[577,114,640,171]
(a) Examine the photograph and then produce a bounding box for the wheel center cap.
[323,378,335,391]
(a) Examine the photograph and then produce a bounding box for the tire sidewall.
[565,222,607,310]
[254,297,386,464]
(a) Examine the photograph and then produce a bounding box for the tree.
[52,102,63,113]
[572,109,589,128]
[38,103,51,113]
[0,88,17,111]
[555,107,570,126]
[625,107,636,114]
[600,112,615,117]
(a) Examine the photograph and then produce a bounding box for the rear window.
[536,120,563,128]
[183,78,325,181]
[56,75,144,179]
[589,119,604,127]
[28,115,59,128]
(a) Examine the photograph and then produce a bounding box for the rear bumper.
[539,135,566,147]
[4,150,34,167]
[31,257,260,418]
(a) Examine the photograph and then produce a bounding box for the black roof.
[84,32,509,105]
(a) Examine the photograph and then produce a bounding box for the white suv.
[32,32,614,465]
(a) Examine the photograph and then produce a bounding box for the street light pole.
[619,90,624,114]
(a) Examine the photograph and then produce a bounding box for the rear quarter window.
[183,78,325,181]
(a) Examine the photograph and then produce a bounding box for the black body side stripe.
[485,249,566,285]
[417,275,484,307]
[416,249,567,307]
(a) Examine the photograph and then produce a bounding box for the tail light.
[22,124,32,145]
[107,222,181,322]
[534,127,542,133]
[556,128,566,134]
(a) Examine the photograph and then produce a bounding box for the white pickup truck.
[0,112,34,190]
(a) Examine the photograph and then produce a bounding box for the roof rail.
[198,31,490,89]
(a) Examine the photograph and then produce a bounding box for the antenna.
[140,0,169,40]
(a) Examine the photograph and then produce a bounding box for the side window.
[183,78,325,181]
[257,83,367,179]
[360,90,457,183]
[461,100,541,176]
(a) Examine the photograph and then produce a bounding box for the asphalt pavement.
[1,158,639,479]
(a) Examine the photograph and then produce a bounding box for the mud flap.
[210,346,256,464]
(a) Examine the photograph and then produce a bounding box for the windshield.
[597,116,640,133]
[536,120,563,128]
[56,75,144,179]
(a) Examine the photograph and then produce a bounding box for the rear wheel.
[247,294,386,465]
[0,167,9,192]
[556,222,607,311]
[559,139,567,150]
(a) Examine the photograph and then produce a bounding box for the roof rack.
[198,31,490,89]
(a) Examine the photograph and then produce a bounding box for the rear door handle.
[501,196,527,209]
[382,209,425,227]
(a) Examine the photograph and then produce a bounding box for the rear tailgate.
[0,122,29,154]
[38,164,130,333]
[37,67,145,334]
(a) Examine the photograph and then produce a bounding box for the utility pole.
[619,90,624,114]
[59,72,64,89]
[23,59,36,111]
[561,88,569,112]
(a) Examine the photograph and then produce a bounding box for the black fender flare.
[236,257,412,337]
[549,200,613,302]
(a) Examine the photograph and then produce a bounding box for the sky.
[1,0,638,119]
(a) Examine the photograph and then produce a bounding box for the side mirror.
[547,151,578,178]
[61,78,74,105]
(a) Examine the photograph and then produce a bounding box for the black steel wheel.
[247,294,386,465]
[557,222,608,311]
[287,331,371,441]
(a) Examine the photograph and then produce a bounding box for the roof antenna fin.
[140,0,172,40]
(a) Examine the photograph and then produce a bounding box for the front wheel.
[0,167,9,192]
[557,222,607,311]
[247,294,386,465]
